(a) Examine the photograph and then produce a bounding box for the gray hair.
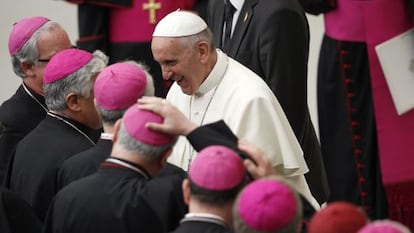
[117,121,176,162]
[96,105,126,124]
[177,28,215,51]
[44,50,108,111]
[233,176,303,233]
[11,21,62,78]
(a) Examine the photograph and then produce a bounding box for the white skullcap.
[152,10,207,37]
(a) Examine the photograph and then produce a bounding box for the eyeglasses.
[35,45,78,63]
[36,58,50,63]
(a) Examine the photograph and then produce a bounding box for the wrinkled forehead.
[151,37,189,59]
[152,37,182,50]
[37,27,72,57]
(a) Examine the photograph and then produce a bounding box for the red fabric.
[324,0,366,42]
[64,0,132,8]
[110,0,196,42]
[361,0,414,227]
[385,181,414,230]
[361,0,414,185]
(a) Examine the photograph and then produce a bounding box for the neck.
[189,199,233,226]
[110,144,161,177]
[23,78,43,96]
[50,110,71,119]
[103,122,115,134]
[205,50,218,80]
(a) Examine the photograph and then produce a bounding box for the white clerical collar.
[195,49,228,96]
[182,213,227,227]
[100,133,113,141]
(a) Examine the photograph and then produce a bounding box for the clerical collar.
[100,133,113,141]
[47,111,96,145]
[105,157,151,179]
[22,83,48,112]
[194,50,228,97]
[181,213,228,228]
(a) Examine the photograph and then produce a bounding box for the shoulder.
[0,89,45,131]
[0,90,29,122]
[223,58,273,95]
[57,150,102,187]
[255,0,304,13]
[158,163,187,178]
[56,173,99,199]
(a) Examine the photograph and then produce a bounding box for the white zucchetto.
[152,10,208,37]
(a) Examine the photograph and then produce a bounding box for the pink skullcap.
[122,104,175,145]
[308,201,368,233]
[358,220,410,233]
[8,16,50,56]
[189,145,245,191]
[43,48,93,84]
[237,179,297,231]
[94,63,147,110]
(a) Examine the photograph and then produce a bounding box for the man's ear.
[159,147,172,168]
[112,119,122,143]
[21,62,35,78]
[65,93,81,112]
[198,41,210,64]
[182,179,191,205]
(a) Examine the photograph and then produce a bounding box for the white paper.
[375,28,414,115]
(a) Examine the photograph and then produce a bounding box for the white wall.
[0,1,324,135]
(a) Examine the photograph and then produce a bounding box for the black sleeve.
[0,188,42,233]
[298,0,337,15]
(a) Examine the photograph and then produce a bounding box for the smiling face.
[151,37,207,95]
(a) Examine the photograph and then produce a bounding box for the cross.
[142,0,162,24]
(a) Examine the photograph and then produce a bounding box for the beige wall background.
[0,1,324,136]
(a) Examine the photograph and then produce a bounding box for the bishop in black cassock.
[8,49,106,221]
[0,16,72,185]
[170,145,247,233]
[57,61,154,189]
[43,104,187,233]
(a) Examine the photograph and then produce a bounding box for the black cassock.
[8,114,98,221]
[0,187,42,233]
[57,138,112,189]
[170,218,234,233]
[299,0,388,220]
[0,84,47,185]
[43,160,187,233]
[56,134,188,230]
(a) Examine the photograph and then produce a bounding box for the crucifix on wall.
[143,0,162,24]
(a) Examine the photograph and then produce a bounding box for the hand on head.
[238,139,276,179]
[137,96,197,136]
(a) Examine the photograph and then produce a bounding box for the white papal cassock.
[167,50,319,209]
